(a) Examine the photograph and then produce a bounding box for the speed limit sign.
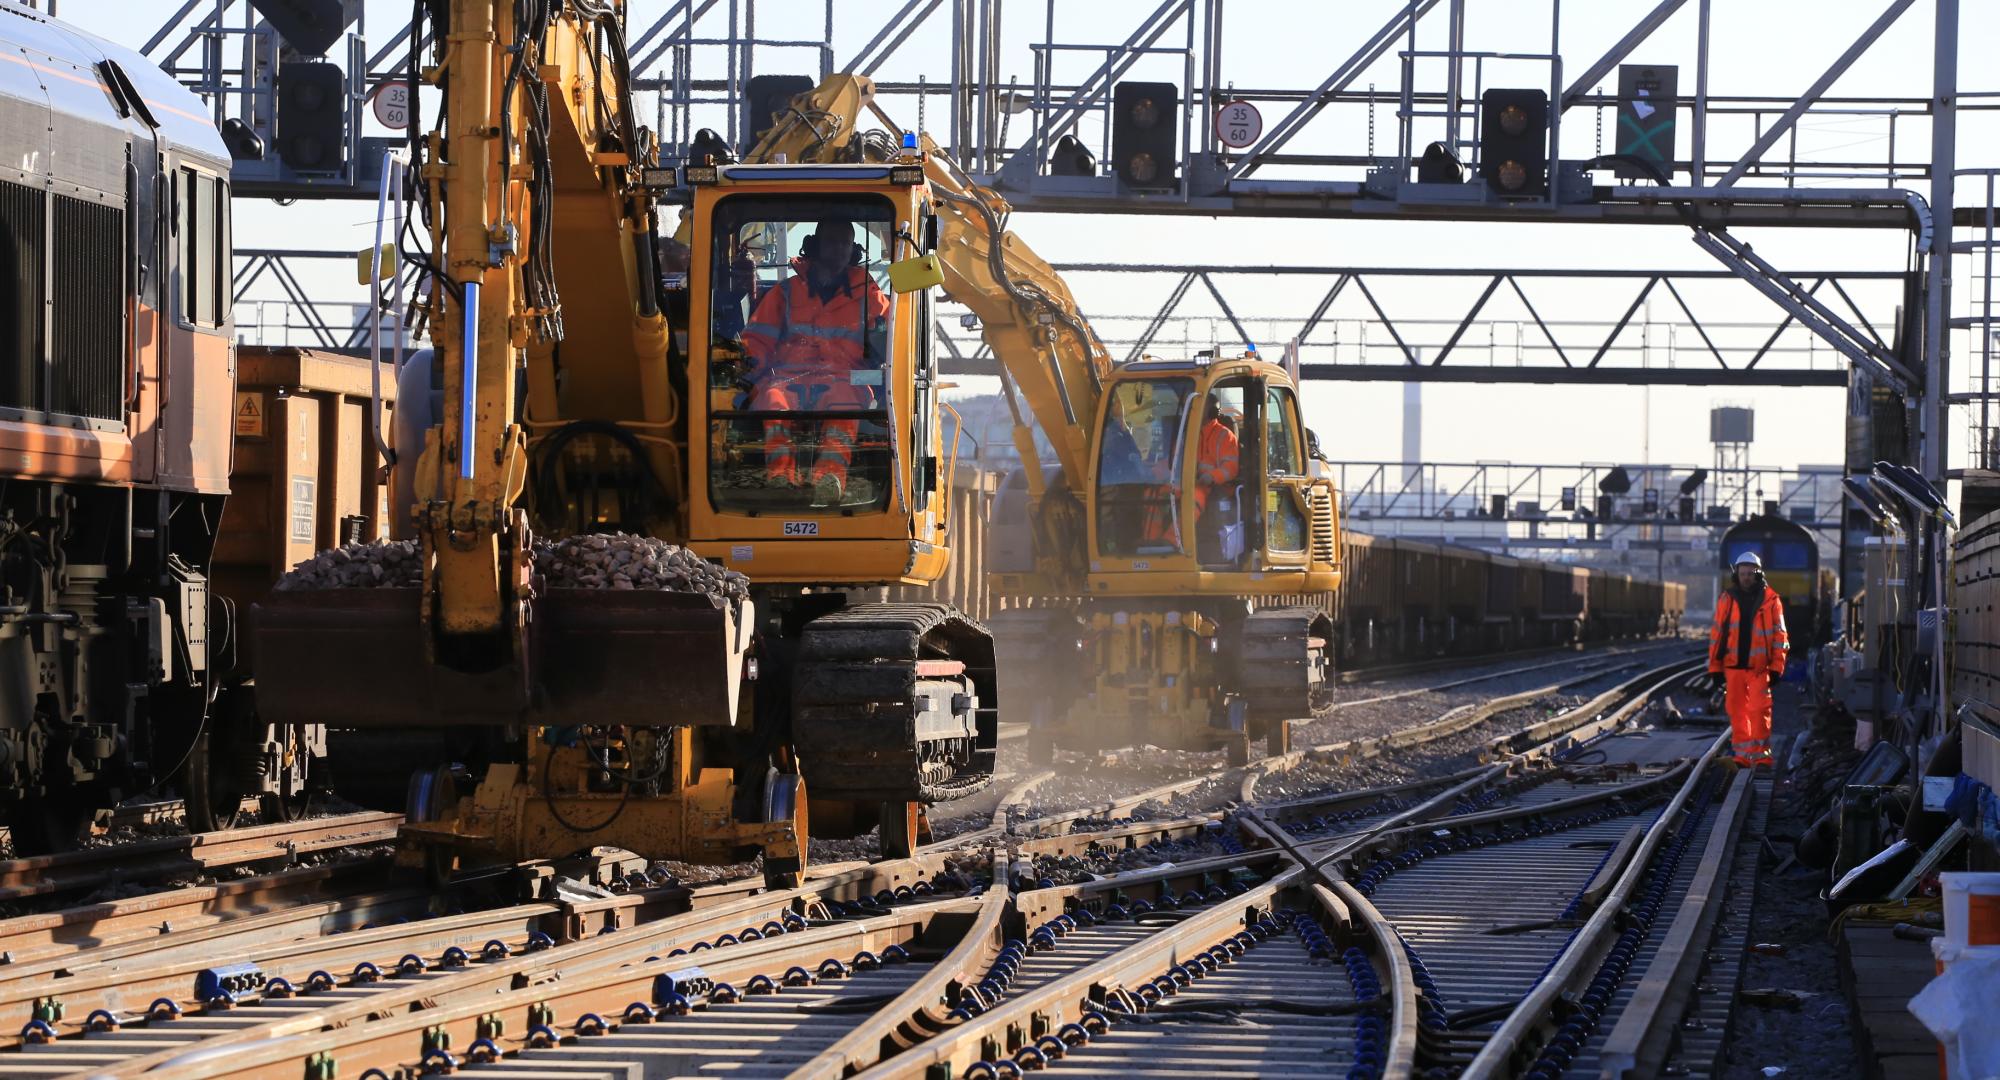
[1214,100,1262,149]
[370,80,412,130]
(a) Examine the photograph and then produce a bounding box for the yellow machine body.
[255,9,993,884]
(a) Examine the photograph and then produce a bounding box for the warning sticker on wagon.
[235,391,266,437]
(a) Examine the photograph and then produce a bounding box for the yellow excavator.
[738,76,1346,763]
[254,1,994,885]
[257,1,1339,884]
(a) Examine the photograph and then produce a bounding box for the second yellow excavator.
[743,76,1346,763]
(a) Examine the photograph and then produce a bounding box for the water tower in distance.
[1710,405,1755,521]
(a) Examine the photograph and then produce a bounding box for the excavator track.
[791,603,998,804]
[1232,606,1335,721]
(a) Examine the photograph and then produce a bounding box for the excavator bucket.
[253,587,752,729]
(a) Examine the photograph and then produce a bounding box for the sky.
[56,0,2000,476]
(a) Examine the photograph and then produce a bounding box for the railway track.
[0,812,401,904]
[0,652,1764,1079]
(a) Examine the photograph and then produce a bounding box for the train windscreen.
[1767,540,1813,571]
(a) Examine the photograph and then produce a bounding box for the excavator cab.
[998,353,1342,760]
[1087,356,1338,592]
[684,167,954,588]
[703,199,897,514]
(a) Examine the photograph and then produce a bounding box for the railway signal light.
[1112,81,1178,190]
[276,62,347,174]
[1048,134,1096,177]
[1417,141,1464,184]
[249,0,349,57]
[1479,89,1548,198]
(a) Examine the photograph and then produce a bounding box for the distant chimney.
[1403,382,1421,487]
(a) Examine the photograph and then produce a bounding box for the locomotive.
[0,5,328,849]
[1718,513,1835,649]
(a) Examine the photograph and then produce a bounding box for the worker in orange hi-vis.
[1193,404,1242,518]
[740,219,890,507]
[1696,551,1789,767]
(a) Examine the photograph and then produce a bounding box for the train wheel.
[423,845,460,894]
[185,732,248,834]
[761,771,808,891]
[879,801,924,859]
[405,765,457,824]
[1264,717,1293,758]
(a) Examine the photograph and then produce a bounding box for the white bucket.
[1918,939,2000,1079]
[1940,872,2000,948]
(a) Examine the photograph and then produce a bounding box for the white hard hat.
[1732,551,1763,569]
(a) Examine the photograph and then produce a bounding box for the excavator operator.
[1194,403,1241,517]
[740,218,890,506]
[1194,401,1242,564]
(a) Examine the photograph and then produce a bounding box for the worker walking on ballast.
[1699,551,1789,767]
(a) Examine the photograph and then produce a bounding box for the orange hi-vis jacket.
[1193,417,1239,514]
[1707,584,1789,676]
[741,264,888,373]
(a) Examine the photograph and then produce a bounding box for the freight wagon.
[1331,533,1681,668]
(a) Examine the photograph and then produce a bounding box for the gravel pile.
[1253,754,1411,801]
[1025,833,1238,884]
[275,540,423,589]
[535,533,750,601]
[275,534,751,602]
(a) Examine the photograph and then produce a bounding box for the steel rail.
[0,655,1716,1080]
[1460,732,1736,1077]
[113,895,991,1080]
[52,853,984,1078]
[0,812,402,902]
[1549,767,1756,1079]
[1245,656,1654,802]
[0,863,393,965]
[999,651,1698,851]
[1221,702,1726,1077]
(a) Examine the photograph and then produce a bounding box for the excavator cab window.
[706,194,897,514]
[1096,377,1193,557]
[1263,384,1309,554]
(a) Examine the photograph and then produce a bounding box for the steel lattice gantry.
[145,0,1995,477]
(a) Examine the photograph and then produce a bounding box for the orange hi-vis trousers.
[753,374,869,486]
[1723,668,1773,766]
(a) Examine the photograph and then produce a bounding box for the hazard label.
[235,391,266,437]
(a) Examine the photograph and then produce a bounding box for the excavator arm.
[413,0,669,646]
